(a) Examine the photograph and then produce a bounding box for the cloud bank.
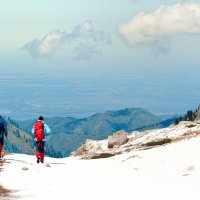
[118,3,200,51]
[23,21,111,60]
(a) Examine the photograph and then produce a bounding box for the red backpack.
[34,121,45,141]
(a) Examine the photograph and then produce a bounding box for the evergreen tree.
[175,104,200,124]
[46,144,63,158]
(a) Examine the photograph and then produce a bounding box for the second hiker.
[0,115,8,159]
[31,116,52,163]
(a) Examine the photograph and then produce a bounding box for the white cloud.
[69,21,111,60]
[23,21,111,60]
[70,21,94,38]
[69,21,111,44]
[23,30,66,57]
[118,3,200,47]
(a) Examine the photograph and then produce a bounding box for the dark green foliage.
[185,110,196,121]
[7,117,19,128]
[4,139,20,153]
[3,117,35,155]
[45,144,63,158]
[12,130,20,138]
[175,106,199,124]
[175,118,179,125]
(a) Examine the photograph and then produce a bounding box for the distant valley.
[16,108,177,157]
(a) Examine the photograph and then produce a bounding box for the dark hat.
[38,116,44,120]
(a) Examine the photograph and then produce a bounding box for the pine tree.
[174,105,200,124]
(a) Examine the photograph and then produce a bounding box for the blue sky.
[0,0,200,119]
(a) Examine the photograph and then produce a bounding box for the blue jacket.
[31,120,52,141]
[0,117,8,139]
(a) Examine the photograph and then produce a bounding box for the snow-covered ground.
[1,122,200,200]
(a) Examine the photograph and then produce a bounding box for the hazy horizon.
[1,0,200,119]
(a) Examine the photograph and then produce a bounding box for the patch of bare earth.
[0,185,11,198]
[0,153,12,198]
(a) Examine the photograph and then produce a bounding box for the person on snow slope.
[31,116,52,163]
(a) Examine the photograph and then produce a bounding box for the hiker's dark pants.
[35,141,45,153]
[0,137,4,146]
[0,137,4,155]
[35,141,45,161]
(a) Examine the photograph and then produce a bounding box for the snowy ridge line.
[72,121,200,159]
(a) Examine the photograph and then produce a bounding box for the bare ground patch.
[0,185,11,198]
[142,138,172,147]
[0,152,13,198]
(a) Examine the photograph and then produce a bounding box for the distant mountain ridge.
[17,107,176,157]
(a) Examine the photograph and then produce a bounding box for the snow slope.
[1,122,200,200]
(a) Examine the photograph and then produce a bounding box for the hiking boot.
[37,156,40,164]
[41,160,44,163]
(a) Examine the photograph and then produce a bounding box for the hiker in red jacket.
[31,116,51,163]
